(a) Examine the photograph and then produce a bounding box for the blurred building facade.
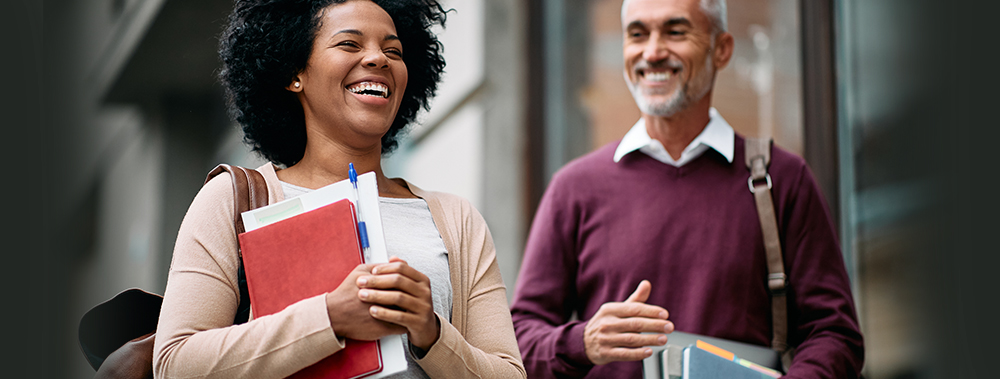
[45,0,948,378]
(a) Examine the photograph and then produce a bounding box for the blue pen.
[348,163,371,255]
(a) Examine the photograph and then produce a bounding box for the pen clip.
[348,163,359,187]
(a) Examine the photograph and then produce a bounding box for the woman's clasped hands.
[325,256,440,351]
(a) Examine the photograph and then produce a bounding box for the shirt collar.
[613,107,735,164]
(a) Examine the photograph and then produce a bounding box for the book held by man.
[643,331,783,379]
[680,340,782,379]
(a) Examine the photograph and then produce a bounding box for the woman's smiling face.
[292,0,407,149]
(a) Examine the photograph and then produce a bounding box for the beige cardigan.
[153,164,525,379]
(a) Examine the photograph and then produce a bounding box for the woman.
[152,0,525,378]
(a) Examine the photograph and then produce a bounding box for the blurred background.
[4,0,997,378]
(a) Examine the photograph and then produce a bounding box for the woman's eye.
[385,48,403,58]
[336,41,360,49]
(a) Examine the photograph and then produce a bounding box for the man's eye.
[668,30,686,36]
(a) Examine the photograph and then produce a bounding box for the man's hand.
[584,280,674,365]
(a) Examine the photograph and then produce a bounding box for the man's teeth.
[348,82,389,98]
[645,71,671,82]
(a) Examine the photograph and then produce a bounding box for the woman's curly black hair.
[219,0,447,167]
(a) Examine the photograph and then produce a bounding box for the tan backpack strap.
[744,138,789,355]
[205,164,269,324]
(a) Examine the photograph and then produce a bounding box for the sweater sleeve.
[414,195,526,379]
[152,174,345,379]
[778,162,865,379]
[510,173,594,378]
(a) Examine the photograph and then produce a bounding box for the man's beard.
[625,53,715,117]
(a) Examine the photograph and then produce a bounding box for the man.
[509,0,864,378]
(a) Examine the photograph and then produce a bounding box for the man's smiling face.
[622,0,719,117]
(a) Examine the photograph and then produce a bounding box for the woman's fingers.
[358,257,430,301]
[368,303,426,326]
[325,264,406,341]
[370,257,429,284]
[357,257,440,349]
[368,304,440,350]
[357,272,429,299]
[357,287,431,314]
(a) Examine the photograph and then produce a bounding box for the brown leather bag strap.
[744,138,789,355]
[207,164,269,232]
[206,164,269,324]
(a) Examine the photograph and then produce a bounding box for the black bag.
[77,165,268,378]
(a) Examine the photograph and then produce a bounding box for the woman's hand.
[356,256,440,350]
[326,264,407,341]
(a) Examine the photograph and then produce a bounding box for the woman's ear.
[286,76,303,92]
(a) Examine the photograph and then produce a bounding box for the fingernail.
[658,335,667,344]
[370,306,378,315]
[659,311,668,319]
[358,290,369,299]
[357,277,367,286]
[371,267,379,275]
[645,348,653,356]
[665,322,674,332]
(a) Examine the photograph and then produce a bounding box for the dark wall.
[896,1,1000,378]
[932,5,1000,379]
[2,0,68,378]
[6,0,235,376]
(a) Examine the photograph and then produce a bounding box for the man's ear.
[713,32,735,69]
[286,75,303,92]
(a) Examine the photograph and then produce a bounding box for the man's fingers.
[598,346,655,363]
[598,317,673,334]
[598,301,669,319]
[624,280,651,303]
[596,331,668,348]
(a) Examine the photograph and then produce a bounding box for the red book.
[238,199,383,379]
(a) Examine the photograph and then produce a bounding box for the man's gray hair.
[621,0,728,35]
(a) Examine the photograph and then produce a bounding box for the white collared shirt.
[613,108,735,167]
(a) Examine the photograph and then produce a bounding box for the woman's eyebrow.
[331,29,399,42]
[334,29,363,37]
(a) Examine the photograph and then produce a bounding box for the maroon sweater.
[510,136,863,378]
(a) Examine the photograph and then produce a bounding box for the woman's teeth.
[348,82,389,98]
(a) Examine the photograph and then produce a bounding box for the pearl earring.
[294,82,301,88]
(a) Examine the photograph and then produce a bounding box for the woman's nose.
[362,49,389,69]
